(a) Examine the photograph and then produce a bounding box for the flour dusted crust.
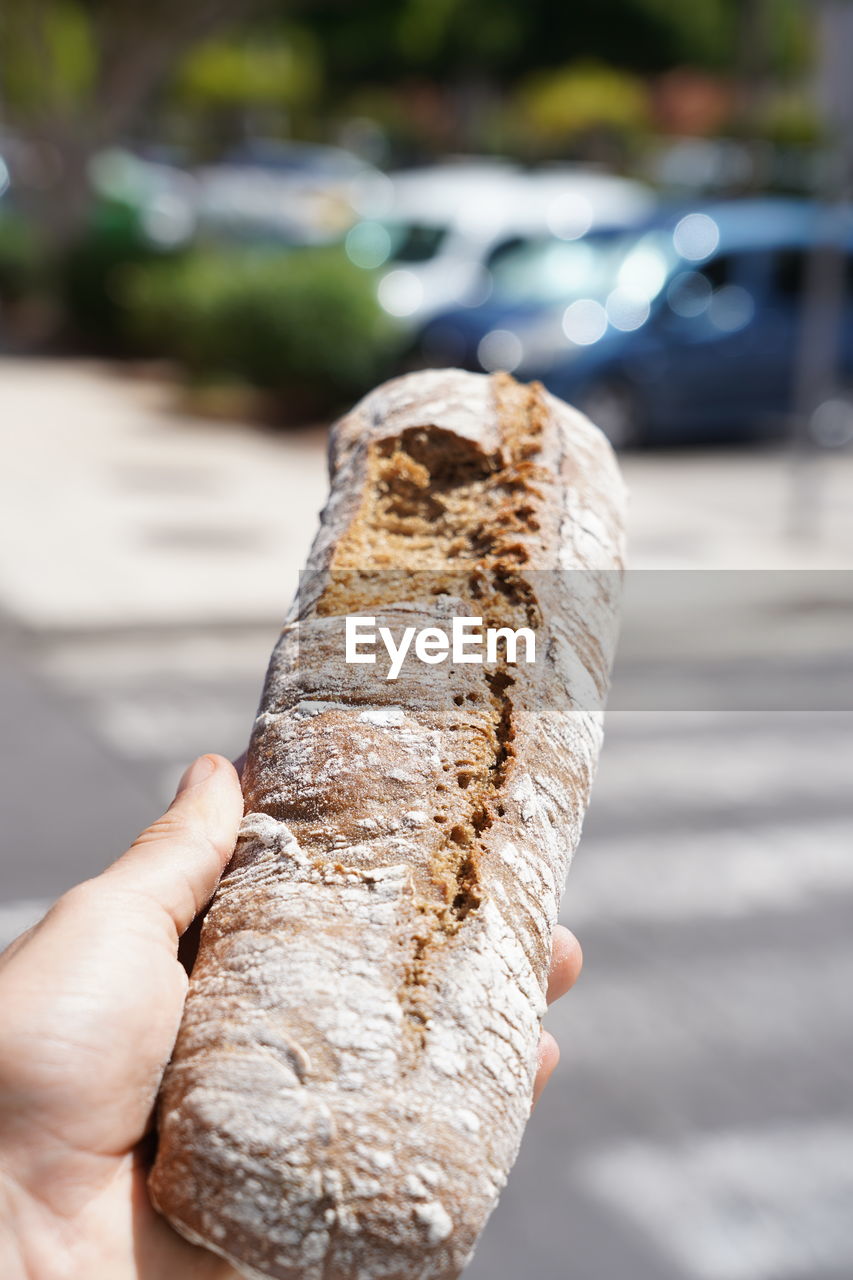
[149,369,626,1279]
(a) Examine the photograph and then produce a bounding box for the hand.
[0,755,582,1279]
[535,924,583,1109]
[0,754,244,1280]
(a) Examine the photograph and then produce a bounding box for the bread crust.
[149,369,626,1280]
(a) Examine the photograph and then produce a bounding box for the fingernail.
[176,754,216,797]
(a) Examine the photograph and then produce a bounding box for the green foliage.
[758,93,824,147]
[516,62,651,148]
[176,28,321,109]
[632,0,733,70]
[0,2,95,118]
[0,211,44,303]
[396,0,482,64]
[58,200,173,347]
[765,0,814,77]
[125,247,402,409]
[296,0,805,82]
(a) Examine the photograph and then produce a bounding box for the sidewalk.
[0,358,329,632]
[1,357,851,636]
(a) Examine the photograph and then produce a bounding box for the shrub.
[59,199,176,348]
[0,210,43,304]
[513,61,651,158]
[125,245,402,412]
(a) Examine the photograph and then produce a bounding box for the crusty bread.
[149,369,626,1280]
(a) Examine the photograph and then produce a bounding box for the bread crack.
[307,375,549,1056]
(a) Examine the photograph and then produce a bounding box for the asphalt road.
[1,358,851,1280]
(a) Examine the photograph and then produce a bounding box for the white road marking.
[38,628,276,688]
[591,713,853,813]
[581,1121,853,1280]
[552,938,853,1074]
[567,819,853,926]
[90,695,252,761]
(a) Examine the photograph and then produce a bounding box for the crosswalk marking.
[552,934,853,1076]
[567,819,853,926]
[37,627,277,688]
[90,694,252,761]
[580,1121,853,1280]
[590,714,853,814]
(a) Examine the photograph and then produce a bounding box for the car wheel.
[577,381,644,449]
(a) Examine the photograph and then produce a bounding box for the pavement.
[1,357,852,1280]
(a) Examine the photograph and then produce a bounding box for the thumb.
[102,754,244,939]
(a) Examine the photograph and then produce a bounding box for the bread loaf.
[149,368,626,1280]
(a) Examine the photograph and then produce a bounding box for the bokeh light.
[673,212,720,261]
[708,284,754,332]
[345,220,393,269]
[618,243,668,302]
[140,192,196,248]
[377,268,423,317]
[562,298,608,345]
[546,193,594,241]
[810,398,853,447]
[606,287,651,331]
[477,328,524,372]
[667,270,713,318]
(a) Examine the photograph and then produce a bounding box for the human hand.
[0,753,581,1279]
[535,923,583,1109]
[0,754,243,1280]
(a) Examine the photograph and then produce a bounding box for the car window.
[700,253,734,289]
[770,248,808,302]
[488,234,630,305]
[666,253,734,308]
[485,236,526,271]
[664,252,757,332]
[769,245,853,305]
[383,221,447,263]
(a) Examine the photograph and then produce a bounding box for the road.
[1,358,851,1280]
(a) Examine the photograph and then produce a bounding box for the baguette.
[149,368,626,1280]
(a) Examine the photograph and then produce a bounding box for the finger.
[532,1029,560,1110]
[0,924,39,968]
[546,925,583,1005]
[102,754,244,939]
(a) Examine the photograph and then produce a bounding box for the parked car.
[552,199,853,445]
[194,141,390,246]
[424,199,853,446]
[415,226,634,371]
[347,162,655,329]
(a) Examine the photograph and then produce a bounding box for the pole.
[788,0,853,541]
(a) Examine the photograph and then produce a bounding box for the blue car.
[417,199,853,446]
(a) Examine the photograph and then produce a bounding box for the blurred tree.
[294,0,805,85]
[514,62,651,159]
[178,31,319,112]
[291,0,808,160]
[0,0,814,243]
[0,0,271,243]
[173,27,321,149]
